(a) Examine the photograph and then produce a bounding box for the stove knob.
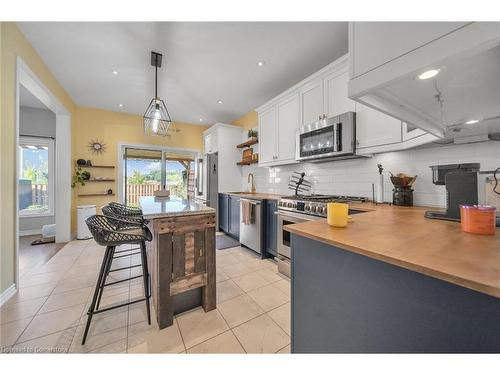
[318,206,325,215]
[311,206,317,213]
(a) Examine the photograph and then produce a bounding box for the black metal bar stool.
[82,214,152,345]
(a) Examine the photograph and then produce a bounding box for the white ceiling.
[17,22,348,125]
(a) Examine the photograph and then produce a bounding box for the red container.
[460,205,496,235]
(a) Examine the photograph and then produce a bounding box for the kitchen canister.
[460,205,496,235]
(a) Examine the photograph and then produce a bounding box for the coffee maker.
[425,163,480,222]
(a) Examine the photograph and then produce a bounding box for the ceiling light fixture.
[143,51,172,137]
[465,119,479,125]
[257,60,266,67]
[217,100,223,104]
[199,118,203,122]
[112,70,118,75]
[417,69,440,80]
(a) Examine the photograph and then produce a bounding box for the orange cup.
[460,205,496,235]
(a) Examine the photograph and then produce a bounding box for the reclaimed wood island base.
[140,196,217,329]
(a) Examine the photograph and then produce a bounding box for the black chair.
[82,214,152,345]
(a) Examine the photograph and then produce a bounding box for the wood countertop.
[225,192,282,200]
[285,202,500,298]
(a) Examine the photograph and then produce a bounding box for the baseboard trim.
[19,229,42,236]
[0,284,17,307]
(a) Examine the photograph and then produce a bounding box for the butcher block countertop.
[285,202,500,298]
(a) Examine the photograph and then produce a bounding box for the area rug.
[216,234,240,250]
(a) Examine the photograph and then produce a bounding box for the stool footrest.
[104,274,143,287]
[114,247,140,254]
[89,297,147,315]
[109,263,142,272]
[113,251,141,259]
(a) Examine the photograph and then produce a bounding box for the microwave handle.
[333,122,339,152]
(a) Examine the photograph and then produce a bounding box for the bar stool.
[82,214,152,345]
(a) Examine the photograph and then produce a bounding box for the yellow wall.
[1,22,76,294]
[0,23,207,294]
[71,107,208,232]
[231,110,258,132]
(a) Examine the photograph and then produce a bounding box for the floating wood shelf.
[77,165,115,169]
[78,193,116,197]
[86,179,115,182]
[236,138,258,149]
[237,159,258,166]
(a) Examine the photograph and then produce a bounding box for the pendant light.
[143,51,172,137]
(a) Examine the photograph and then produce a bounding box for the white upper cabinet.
[300,79,324,126]
[204,131,217,153]
[355,103,402,151]
[324,68,356,117]
[277,93,300,162]
[258,106,277,165]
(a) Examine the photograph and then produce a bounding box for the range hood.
[349,23,500,139]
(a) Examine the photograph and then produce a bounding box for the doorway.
[15,58,72,285]
[119,144,197,206]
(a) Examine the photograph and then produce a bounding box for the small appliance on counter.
[390,172,417,206]
[425,163,480,222]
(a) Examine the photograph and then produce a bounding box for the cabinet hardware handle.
[199,249,203,257]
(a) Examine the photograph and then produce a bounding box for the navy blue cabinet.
[265,200,278,256]
[228,195,240,240]
[218,193,229,233]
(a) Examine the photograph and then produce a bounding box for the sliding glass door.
[123,147,195,206]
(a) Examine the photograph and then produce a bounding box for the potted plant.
[247,129,258,140]
[71,167,90,188]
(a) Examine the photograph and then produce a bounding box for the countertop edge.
[286,225,500,299]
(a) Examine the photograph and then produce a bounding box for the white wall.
[240,140,500,207]
[19,106,56,235]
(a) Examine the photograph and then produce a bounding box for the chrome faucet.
[247,173,256,193]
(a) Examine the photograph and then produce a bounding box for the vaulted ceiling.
[18,22,348,125]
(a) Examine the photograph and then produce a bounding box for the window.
[18,136,54,216]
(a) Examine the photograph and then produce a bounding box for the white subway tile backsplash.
[238,141,500,208]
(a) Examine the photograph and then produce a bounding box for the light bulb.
[151,109,161,133]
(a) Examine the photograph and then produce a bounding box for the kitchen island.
[140,196,217,329]
[286,203,500,353]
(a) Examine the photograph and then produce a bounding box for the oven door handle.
[277,211,316,222]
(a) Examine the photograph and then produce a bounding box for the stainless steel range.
[276,194,367,277]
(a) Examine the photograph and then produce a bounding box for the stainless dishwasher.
[239,198,261,254]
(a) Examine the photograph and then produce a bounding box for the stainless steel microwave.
[296,112,356,162]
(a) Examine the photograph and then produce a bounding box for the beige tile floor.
[0,237,291,354]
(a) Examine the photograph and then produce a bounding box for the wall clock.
[88,138,107,155]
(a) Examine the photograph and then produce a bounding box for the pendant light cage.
[143,51,173,137]
[143,98,172,137]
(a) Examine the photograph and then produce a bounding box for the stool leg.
[140,241,151,325]
[82,246,113,345]
[96,246,115,311]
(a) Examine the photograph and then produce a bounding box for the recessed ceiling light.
[119,104,123,108]
[112,70,118,75]
[417,69,440,80]
[199,118,203,122]
[257,60,266,67]
[465,119,479,125]
[217,100,223,104]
